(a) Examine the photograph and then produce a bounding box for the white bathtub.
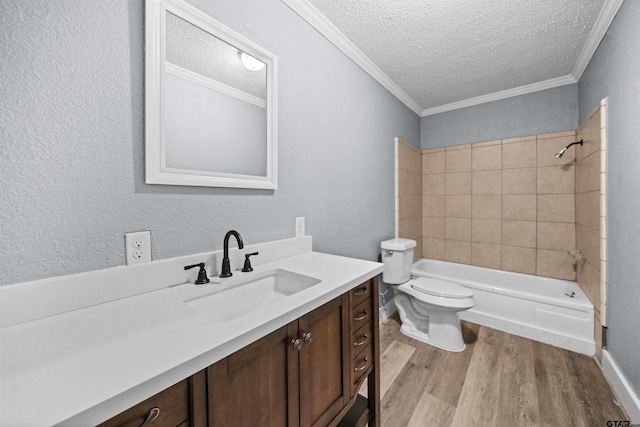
[410,258,595,356]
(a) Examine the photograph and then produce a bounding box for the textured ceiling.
[304,0,607,114]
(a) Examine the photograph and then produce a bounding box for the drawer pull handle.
[354,357,369,372]
[138,407,160,427]
[354,310,368,322]
[354,334,368,347]
[354,288,368,296]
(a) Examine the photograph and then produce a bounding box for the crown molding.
[282,0,622,118]
[281,0,423,116]
[572,0,624,81]
[420,74,577,116]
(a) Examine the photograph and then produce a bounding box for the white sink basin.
[183,269,320,323]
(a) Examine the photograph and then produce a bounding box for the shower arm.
[555,139,583,158]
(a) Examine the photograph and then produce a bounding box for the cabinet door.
[298,294,350,427]
[208,325,296,427]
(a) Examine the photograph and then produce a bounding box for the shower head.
[555,140,583,158]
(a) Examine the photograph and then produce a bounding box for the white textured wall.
[578,0,640,402]
[0,0,420,285]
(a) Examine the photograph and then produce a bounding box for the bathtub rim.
[411,258,592,311]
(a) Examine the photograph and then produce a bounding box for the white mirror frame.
[145,0,278,189]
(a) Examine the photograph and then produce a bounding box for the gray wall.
[578,0,640,398]
[420,84,579,149]
[0,0,420,285]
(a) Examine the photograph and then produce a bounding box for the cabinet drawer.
[351,298,372,331]
[350,320,373,360]
[351,280,372,308]
[352,343,373,388]
[98,379,189,427]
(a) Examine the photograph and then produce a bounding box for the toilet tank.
[380,238,416,284]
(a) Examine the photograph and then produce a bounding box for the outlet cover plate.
[295,217,305,238]
[125,231,151,265]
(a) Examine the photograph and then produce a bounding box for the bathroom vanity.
[0,236,383,426]
[99,278,378,427]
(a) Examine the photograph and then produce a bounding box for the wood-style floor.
[375,314,629,427]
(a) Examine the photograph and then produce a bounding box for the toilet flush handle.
[384,250,393,256]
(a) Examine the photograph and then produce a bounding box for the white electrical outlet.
[295,217,305,237]
[125,231,151,265]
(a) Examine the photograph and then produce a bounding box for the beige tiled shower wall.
[396,138,422,261]
[575,100,607,357]
[422,131,580,281]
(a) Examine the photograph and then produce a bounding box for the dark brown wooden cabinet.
[340,278,380,427]
[298,294,351,427]
[208,325,291,426]
[207,294,350,427]
[99,279,380,427]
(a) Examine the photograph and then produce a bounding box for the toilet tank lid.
[381,238,417,251]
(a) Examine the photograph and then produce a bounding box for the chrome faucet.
[220,230,244,278]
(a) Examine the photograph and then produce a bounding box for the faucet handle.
[241,252,259,272]
[184,262,210,285]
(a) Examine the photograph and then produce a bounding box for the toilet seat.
[411,277,473,299]
[398,277,474,310]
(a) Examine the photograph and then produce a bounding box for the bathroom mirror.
[145,0,278,189]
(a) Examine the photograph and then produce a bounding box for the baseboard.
[602,349,640,422]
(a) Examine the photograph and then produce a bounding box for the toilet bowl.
[381,238,474,352]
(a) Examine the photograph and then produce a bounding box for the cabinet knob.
[138,407,160,427]
[291,338,302,352]
[302,332,313,345]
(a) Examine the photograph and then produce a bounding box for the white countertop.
[0,247,383,426]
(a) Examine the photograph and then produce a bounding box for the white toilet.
[381,238,474,352]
